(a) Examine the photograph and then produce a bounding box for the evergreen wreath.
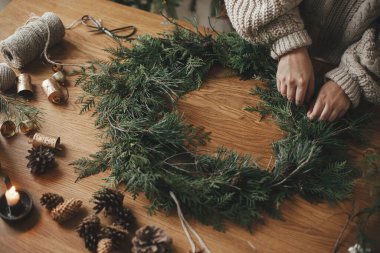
[72,19,370,230]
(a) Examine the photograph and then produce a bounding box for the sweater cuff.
[270,30,312,59]
[325,67,361,108]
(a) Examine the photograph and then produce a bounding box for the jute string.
[170,191,212,253]
[0,12,90,70]
[0,12,65,69]
[0,63,16,91]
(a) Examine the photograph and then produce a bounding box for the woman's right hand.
[276,47,315,106]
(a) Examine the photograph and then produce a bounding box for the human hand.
[277,47,315,106]
[307,80,351,121]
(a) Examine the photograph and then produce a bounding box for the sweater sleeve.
[325,25,380,108]
[224,0,312,59]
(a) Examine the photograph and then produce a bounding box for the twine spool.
[32,132,60,149]
[0,63,16,91]
[41,77,63,104]
[17,73,33,98]
[0,120,16,138]
[0,12,65,69]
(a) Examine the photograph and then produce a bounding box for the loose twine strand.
[170,191,212,253]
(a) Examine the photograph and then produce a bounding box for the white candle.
[5,186,20,206]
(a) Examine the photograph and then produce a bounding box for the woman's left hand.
[307,80,351,121]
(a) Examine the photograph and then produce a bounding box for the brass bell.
[0,120,16,138]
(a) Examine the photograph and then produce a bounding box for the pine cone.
[231,174,246,188]
[84,233,101,253]
[51,198,83,223]
[101,224,128,249]
[26,146,55,174]
[93,188,124,215]
[77,214,101,238]
[132,225,172,253]
[113,206,136,230]
[40,192,64,211]
[97,238,113,253]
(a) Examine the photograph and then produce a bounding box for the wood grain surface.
[0,1,379,253]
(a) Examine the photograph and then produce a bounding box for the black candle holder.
[0,190,33,222]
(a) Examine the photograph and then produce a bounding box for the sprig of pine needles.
[0,93,42,128]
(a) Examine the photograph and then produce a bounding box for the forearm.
[225,0,312,58]
[325,26,380,107]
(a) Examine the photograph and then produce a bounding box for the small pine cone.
[84,233,101,253]
[132,225,172,253]
[101,224,128,249]
[77,214,101,238]
[92,188,124,214]
[51,198,83,223]
[40,192,64,211]
[97,238,113,253]
[113,206,135,230]
[26,146,55,174]
[231,175,246,188]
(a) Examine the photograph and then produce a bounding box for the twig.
[332,200,356,253]
[272,145,316,187]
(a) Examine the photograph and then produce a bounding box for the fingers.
[306,76,315,102]
[307,98,323,120]
[280,82,287,97]
[319,105,330,121]
[287,83,296,102]
[328,110,339,122]
[295,82,306,106]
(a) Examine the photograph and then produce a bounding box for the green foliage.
[356,152,380,252]
[113,0,183,18]
[0,93,42,127]
[72,21,366,230]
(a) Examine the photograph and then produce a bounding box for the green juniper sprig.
[0,93,42,128]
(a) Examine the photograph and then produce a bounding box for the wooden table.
[0,1,379,252]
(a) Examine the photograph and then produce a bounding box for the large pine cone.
[97,238,113,253]
[26,146,55,174]
[40,192,64,211]
[132,225,172,253]
[77,214,101,238]
[113,206,135,230]
[101,224,128,249]
[92,188,124,215]
[51,198,82,223]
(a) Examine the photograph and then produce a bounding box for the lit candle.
[5,186,20,206]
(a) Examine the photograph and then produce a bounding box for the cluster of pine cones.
[77,214,129,253]
[40,192,82,223]
[41,188,172,253]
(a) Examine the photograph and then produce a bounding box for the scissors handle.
[108,26,137,39]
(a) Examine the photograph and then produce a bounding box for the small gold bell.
[41,78,63,104]
[17,73,33,98]
[18,120,36,135]
[52,71,66,84]
[0,120,16,138]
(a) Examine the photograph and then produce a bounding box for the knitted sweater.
[225,0,380,107]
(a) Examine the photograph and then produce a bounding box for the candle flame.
[8,186,17,194]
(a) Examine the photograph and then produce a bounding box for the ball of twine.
[0,63,16,91]
[0,12,65,69]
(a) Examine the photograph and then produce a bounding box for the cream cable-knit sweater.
[225,0,380,108]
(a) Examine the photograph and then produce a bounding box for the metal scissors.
[80,15,136,39]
